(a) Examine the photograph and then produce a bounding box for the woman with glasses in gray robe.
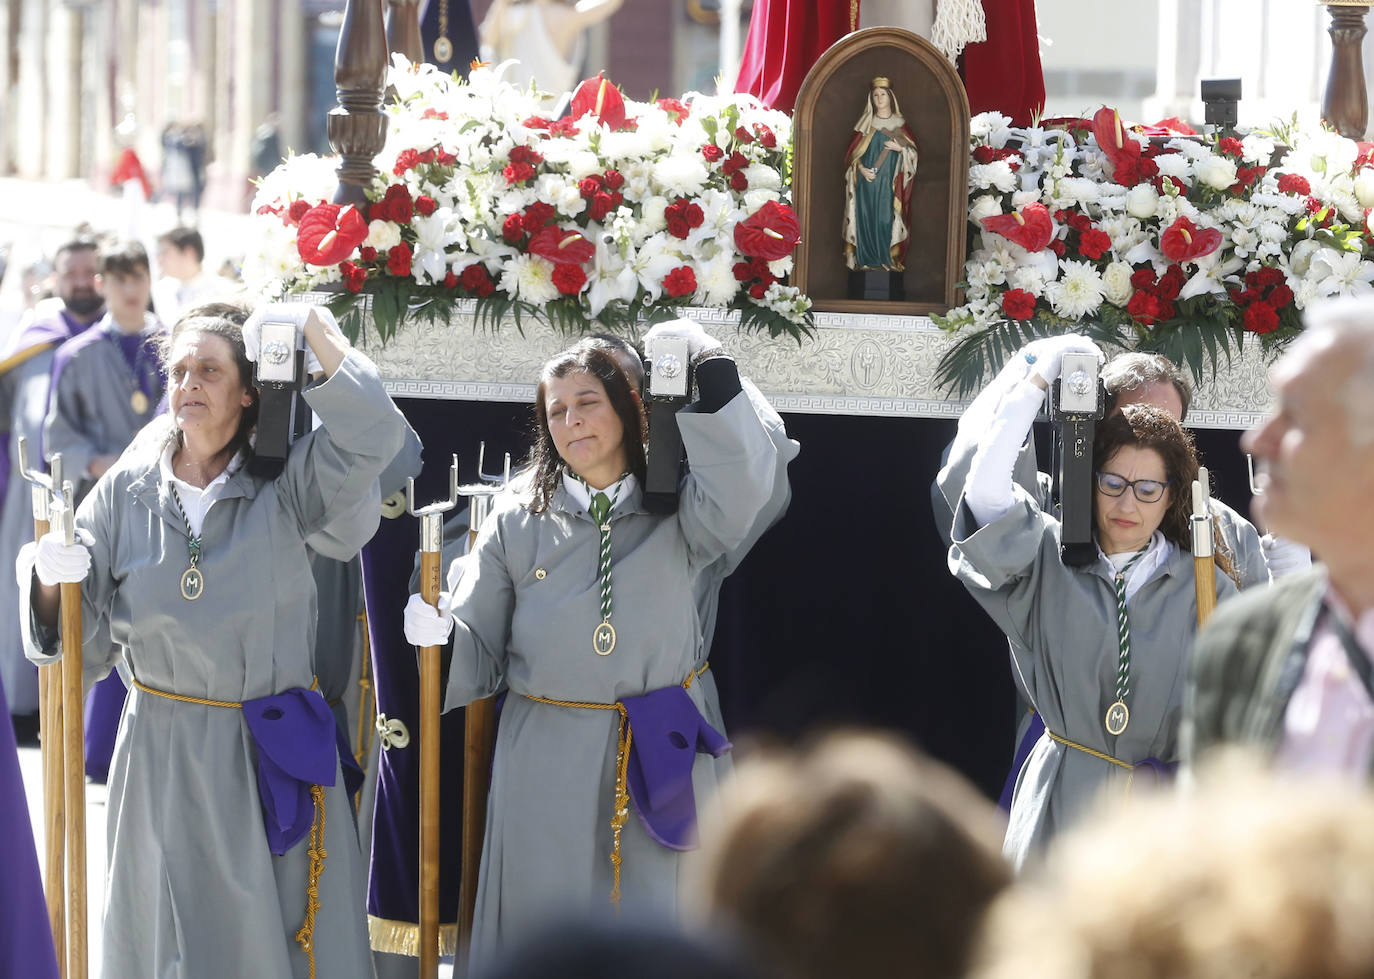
[937,336,1238,870]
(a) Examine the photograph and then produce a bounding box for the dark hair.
[157,226,205,263]
[159,300,259,468]
[527,342,647,513]
[698,732,1010,979]
[98,240,150,278]
[1103,352,1193,422]
[53,237,99,266]
[1093,404,1237,582]
[587,333,646,392]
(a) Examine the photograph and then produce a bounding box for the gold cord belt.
[521,661,709,907]
[131,676,329,977]
[1045,729,1132,769]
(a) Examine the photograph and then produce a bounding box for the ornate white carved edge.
[348,299,1275,429]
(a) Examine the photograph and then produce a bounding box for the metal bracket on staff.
[18,439,73,978]
[457,443,511,966]
[407,455,460,979]
[1192,466,1217,627]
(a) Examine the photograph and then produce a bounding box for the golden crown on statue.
[871,76,891,88]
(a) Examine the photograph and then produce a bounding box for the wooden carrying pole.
[53,479,87,979]
[408,458,460,979]
[458,447,510,958]
[1192,467,1217,628]
[18,439,66,976]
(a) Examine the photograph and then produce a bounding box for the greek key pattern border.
[357,304,1274,429]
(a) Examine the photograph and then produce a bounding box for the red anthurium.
[1159,216,1222,263]
[296,203,369,266]
[570,73,627,130]
[527,227,595,265]
[733,200,801,261]
[980,203,1054,252]
[1092,106,1141,168]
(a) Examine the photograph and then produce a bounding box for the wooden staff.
[457,446,510,959]
[18,439,66,976]
[52,478,87,979]
[407,457,459,979]
[1192,466,1217,628]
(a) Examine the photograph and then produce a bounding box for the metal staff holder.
[406,455,460,979]
[18,439,69,976]
[456,443,510,963]
[1192,466,1218,627]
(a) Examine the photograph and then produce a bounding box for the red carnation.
[729,170,749,191]
[1244,301,1279,334]
[1129,267,1157,290]
[663,265,697,298]
[461,264,493,296]
[508,145,544,166]
[748,281,768,300]
[503,162,536,185]
[656,97,690,124]
[733,126,753,144]
[579,176,603,198]
[753,124,777,148]
[1269,283,1294,308]
[603,169,625,190]
[1001,289,1037,320]
[1218,136,1244,158]
[552,263,587,295]
[1157,264,1186,301]
[667,216,691,239]
[502,214,525,243]
[1078,228,1111,260]
[359,246,378,262]
[442,270,458,289]
[415,195,438,217]
[393,148,420,176]
[376,184,414,224]
[589,192,616,222]
[722,151,748,175]
[702,144,724,163]
[340,261,368,293]
[387,243,412,278]
[522,201,556,231]
[732,261,753,282]
[1127,291,1166,326]
[287,199,312,224]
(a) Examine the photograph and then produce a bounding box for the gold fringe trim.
[367,915,459,957]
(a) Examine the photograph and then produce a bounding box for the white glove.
[33,529,94,586]
[404,591,455,647]
[1019,334,1103,387]
[243,302,339,375]
[643,317,721,361]
[1261,533,1312,580]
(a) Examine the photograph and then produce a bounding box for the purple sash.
[620,685,731,851]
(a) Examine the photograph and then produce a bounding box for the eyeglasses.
[1095,471,1172,504]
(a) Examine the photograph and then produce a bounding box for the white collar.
[561,471,636,512]
[1100,531,1174,602]
[159,438,244,496]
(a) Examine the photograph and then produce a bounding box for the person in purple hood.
[404,321,781,967]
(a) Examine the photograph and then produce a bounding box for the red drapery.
[734,0,1044,125]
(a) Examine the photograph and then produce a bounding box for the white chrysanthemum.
[366,220,403,251]
[969,194,1002,225]
[1055,177,1100,205]
[1196,155,1239,190]
[240,219,303,296]
[1045,260,1105,319]
[652,156,709,197]
[620,160,655,201]
[1154,153,1192,182]
[499,253,560,305]
[1241,133,1275,165]
[494,186,538,214]
[1012,187,1042,208]
[1007,265,1047,295]
[742,188,781,211]
[971,161,1017,193]
[696,250,740,307]
[768,254,794,277]
[251,154,341,213]
[563,150,604,181]
[1163,139,1208,161]
[599,128,654,162]
[742,163,781,192]
[1102,261,1133,305]
[639,196,669,236]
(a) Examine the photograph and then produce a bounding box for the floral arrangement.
[244,57,811,343]
[935,107,1374,394]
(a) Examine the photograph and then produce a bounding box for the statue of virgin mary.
[842,77,920,271]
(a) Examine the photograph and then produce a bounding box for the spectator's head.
[157,226,205,280]
[96,240,152,331]
[1102,351,1193,422]
[972,753,1374,979]
[53,237,102,320]
[694,732,1010,979]
[1243,296,1374,562]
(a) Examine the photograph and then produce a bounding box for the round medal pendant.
[433,36,454,63]
[1105,699,1129,736]
[130,390,150,414]
[593,622,616,656]
[180,566,205,601]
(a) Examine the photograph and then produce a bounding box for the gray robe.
[0,345,63,713]
[946,486,1236,869]
[441,391,778,964]
[22,351,406,979]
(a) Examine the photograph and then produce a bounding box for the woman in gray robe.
[22,301,406,978]
[938,337,1237,870]
[404,322,778,965]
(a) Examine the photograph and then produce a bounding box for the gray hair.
[1298,297,1374,448]
[1102,352,1193,422]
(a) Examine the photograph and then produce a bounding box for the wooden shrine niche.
[792,28,970,315]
